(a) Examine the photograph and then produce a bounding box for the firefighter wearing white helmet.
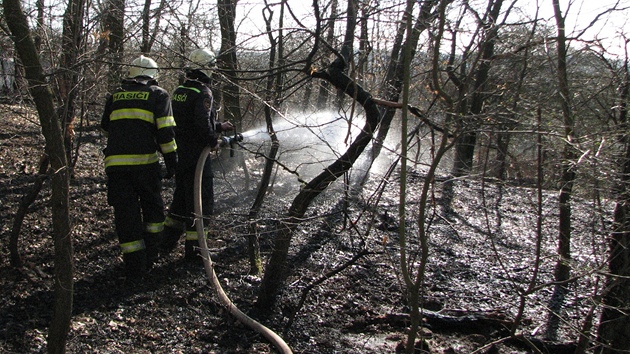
[101,54,177,278]
[188,48,216,79]
[128,55,159,79]
[161,48,234,261]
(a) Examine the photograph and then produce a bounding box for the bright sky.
[234,0,628,56]
[531,0,629,56]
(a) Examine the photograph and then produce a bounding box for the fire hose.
[193,135,293,354]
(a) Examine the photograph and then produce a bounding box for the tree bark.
[451,0,503,177]
[217,0,249,193]
[58,0,85,175]
[141,0,152,53]
[3,0,73,353]
[104,0,126,89]
[545,0,577,340]
[596,51,630,354]
[552,0,575,284]
[140,0,166,53]
[217,0,242,129]
[315,0,337,110]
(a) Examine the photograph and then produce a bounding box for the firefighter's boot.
[160,225,183,256]
[144,232,163,268]
[184,240,200,261]
[122,250,147,279]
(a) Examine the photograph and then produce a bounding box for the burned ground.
[0,104,610,353]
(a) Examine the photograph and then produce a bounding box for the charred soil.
[0,104,610,353]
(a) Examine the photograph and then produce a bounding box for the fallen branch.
[373,310,513,334]
[362,311,578,353]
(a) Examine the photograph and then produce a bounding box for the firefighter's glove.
[220,121,235,132]
[163,152,178,179]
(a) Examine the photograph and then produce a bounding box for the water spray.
[193,146,293,354]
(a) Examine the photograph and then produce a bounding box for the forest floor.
[0,103,611,353]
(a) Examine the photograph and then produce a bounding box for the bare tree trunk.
[356,4,370,82]
[34,0,44,51]
[493,131,511,179]
[315,0,337,110]
[140,0,165,53]
[552,0,575,283]
[397,3,416,352]
[217,0,242,128]
[256,64,381,311]
[11,0,86,260]
[451,0,503,177]
[488,29,535,181]
[451,133,477,176]
[177,26,188,84]
[511,107,545,334]
[246,0,286,275]
[545,0,577,340]
[57,0,85,176]
[301,80,313,112]
[217,0,249,191]
[141,0,152,53]
[596,50,630,354]
[334,0,356,107]
[104,0,126,89]
[3,1,73,353]
[362,0,437,186]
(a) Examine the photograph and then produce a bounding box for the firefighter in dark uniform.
[161,48,234,260]
[101,55,178,277]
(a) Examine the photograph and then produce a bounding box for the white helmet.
[128,55,158,78]
[188,48,216,78]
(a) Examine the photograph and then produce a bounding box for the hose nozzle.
[219,133,244,157]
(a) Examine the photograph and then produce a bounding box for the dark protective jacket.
[101,76,177,172]
[171,79,224,170]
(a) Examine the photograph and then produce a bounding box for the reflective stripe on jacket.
[101,76,176,172]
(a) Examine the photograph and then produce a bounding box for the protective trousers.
[163,155,214,259]
[107,165,165,276]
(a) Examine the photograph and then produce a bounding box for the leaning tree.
[3,0,74,353]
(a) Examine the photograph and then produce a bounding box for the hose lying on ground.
[193,146,293,354]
